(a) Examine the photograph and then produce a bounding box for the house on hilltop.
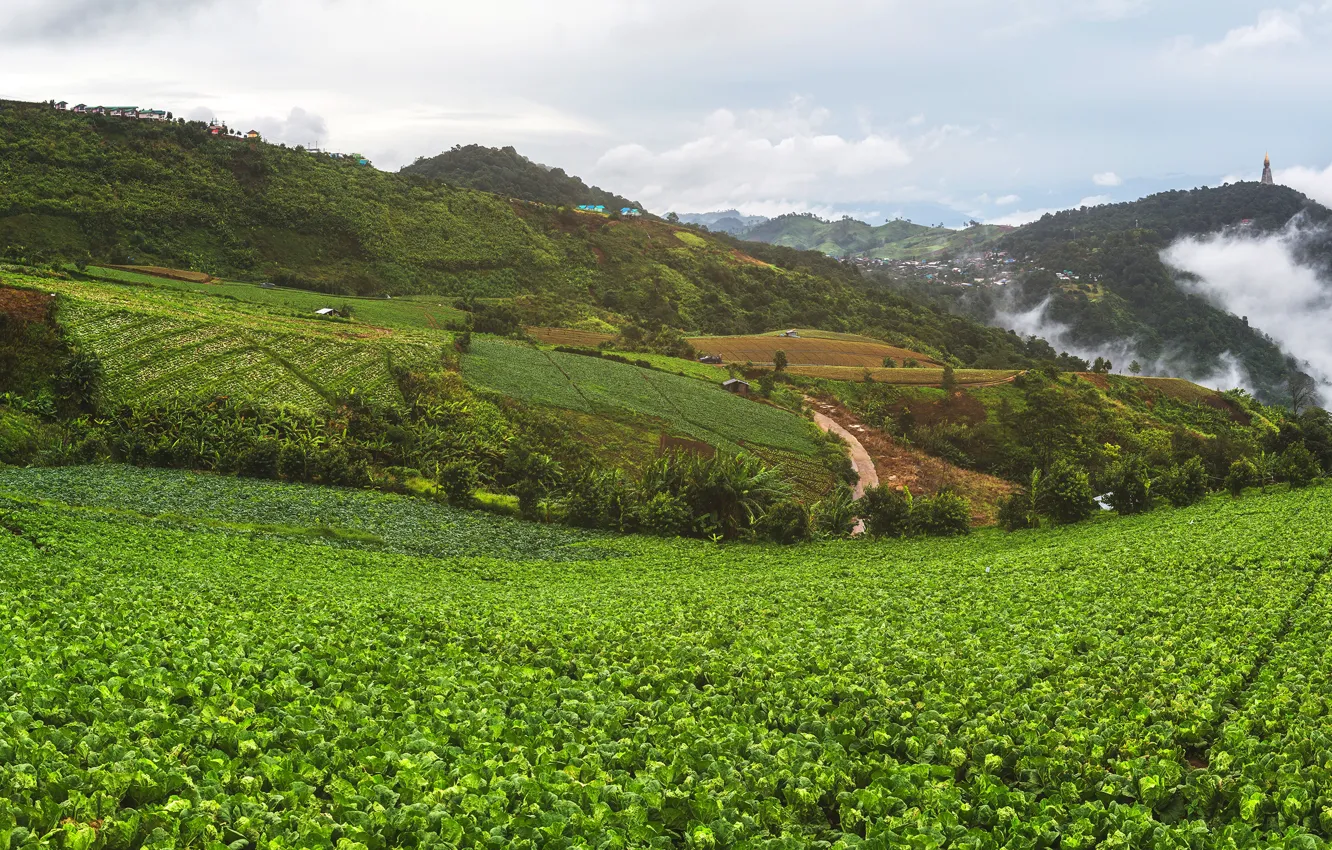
[54,101,68,110]
[138,109,167,121]
[245,130,261,140]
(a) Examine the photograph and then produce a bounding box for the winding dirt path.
[811,410,879,498]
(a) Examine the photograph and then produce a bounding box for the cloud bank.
[1162,218,1332,403]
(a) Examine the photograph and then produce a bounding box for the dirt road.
[811,410,879,498]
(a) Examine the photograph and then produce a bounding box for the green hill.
[739,212,1012,258]
[0,100,1066,370]
[996,183,1332,403]
[400,143,640,211]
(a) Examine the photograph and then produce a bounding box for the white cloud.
[995,194,1021,205]
[1173,8,1307,58]
[1277,163,1332,207]
[592,101,912,213]
[1163,219,1332,402]
[985,194,1111,226]
[1092,171,1122,186]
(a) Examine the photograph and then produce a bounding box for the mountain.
[400,143,641,211]
[740,212,1012,258]
[677,210,769,235]
[991,183,1332,402]
[0,99,1064,370]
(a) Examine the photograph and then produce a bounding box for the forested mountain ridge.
[738,212,1012,259]
[994,183,1332,402]
[400,143,640,211]
[0,100,1063,369]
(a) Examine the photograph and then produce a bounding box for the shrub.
[239,439,280,479]
[638,491,691,537]
[755,498,811,543]
[1276,442,1320,488]
[910,491,972,537]
[1225,458,1257,497]
[1103,456,1153,516]
[1037,461,1097,525]
[1158,457,1208,507]
[997,489,1039,531]
[811,485,859,538]
[882,357,897,368]
[861,485,912,538]
[438,460,479,507]
[454,330,472,354]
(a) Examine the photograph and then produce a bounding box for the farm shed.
[314,307,343,317]
[722,378,751,395]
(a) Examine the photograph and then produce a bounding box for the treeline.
[401,144,640,211]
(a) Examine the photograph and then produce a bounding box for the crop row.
[3,470,1332,846]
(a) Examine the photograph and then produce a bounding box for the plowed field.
[687,333,939,367]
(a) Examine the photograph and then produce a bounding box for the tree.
[1103,455,1153,515]
[773,350,788,372]
[861,485,912,537]
[909,491,971,536]
[1290,371,1318,415]
[1225,458,1257,497]
[882,357,897,368]
[1276,442,1320,487]
[1158,457,1208,507]
[941,364,956,394]
[1129,360,1142,375]
[1037,460,1097,524]
[665,212,680,224]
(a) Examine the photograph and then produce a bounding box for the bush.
[1037,461,1097,525]
[239,439,280,479]
[861,485,912,538]
[1158,457,1208,507]
[1103,456,1153,516]
[454,330,472,354]
[638,491,690,537]
[755,498,811,543]
[438,460,479,507]
[1276,442,1320,488]
[811,485,859,538]
[997,489,1038,531]
[1225,458,1257,497]
[910,491,971,537]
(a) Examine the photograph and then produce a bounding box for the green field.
[462,338,819,454]
[80,266,467,332]
[4,270,445,411]
[4,466,1332,846]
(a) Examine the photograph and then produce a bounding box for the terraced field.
[790,364,1020,385]
[687,330,940,368]
[3,270,444,411]
[462,338,819,454]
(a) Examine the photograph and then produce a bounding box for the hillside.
[400,143,640,211]
[738,212,1012,258]
[995,183,1332,403]
[0,100,1070,370]
[677,209,768,234]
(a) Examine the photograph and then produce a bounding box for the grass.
[462,338,819,454]
[789,365,1020,385]
[687,331,939,368]
[4,466,1332,845]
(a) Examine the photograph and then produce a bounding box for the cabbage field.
[4,466,1332,848]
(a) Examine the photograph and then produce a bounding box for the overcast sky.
[5,0,1332,225]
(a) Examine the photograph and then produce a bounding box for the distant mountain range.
[676,210,769,235]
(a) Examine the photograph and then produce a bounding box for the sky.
[4,0,1332,226]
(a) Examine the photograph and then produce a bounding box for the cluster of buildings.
[56,101,169,121]
[575,205,643,216]
[50,99,371,163]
